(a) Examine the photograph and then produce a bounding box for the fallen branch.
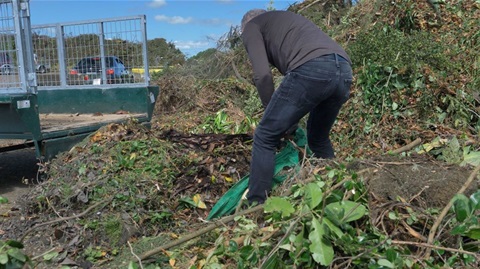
[390,138,422,154]
[393,240,480,260]
[424,163,480,259]
[139,204,264,260]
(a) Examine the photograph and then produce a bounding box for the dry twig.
[20,199,111,242]
[139,204,264,260]
[424,163,480,259]
[394,240,480,260]
[390,138,422,154]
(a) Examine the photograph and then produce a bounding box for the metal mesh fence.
[33,15,149,88]
[1,0,149,92]
[0,0,21,90]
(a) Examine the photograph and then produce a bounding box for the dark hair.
[241,9,267,31]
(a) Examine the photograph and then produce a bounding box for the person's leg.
[306,95,346,158]
[247,55,352,203]
[307,57,352,158]
[247,73,313,204]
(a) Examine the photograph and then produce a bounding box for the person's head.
[241,9,267,32]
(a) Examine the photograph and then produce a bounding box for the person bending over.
[241,9,353,205]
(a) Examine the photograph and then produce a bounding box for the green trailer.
[0,0,158,160]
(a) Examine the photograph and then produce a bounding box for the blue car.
[68,56,133,85]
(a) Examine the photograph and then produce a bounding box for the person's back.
[242,10,350,75]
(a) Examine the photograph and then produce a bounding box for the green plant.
[356,61,407,119]
[200,109,233,134]
[0,240,31,269]
[203,164,480,268]
[205,168,379,268]
[198,109,257,134]
[83,246,106,262]
[451,191,480,242]
[447,191,480,264]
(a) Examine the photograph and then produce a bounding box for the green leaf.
[392,102,398,110]
[7,248,27,263]
[289,223,305,250]
[0,196,8,204]
[325,201,367,224]
[178,197,196,207]
[451,224,467,235]
[5,240,23,249]
[78,165,87,175]
[128,261,139,269]
[0,253,8,264]
[377,258,395,268]
[465,228,480,240]
[262,253,281,269]
[452,194,471,222]
[228,240,238,252]
[323,217,344,238]
[470,191,480,210]
[305,183,323,209]
[43,251,59,261]
[461,149,480,167]
[388,211,400,220]
[264,197,295,218]
[308,217,334,266]
[239,245,254,260]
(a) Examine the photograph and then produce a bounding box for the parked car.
[0,51,15,75]
[68,56,134,85]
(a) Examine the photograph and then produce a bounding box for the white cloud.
[199,18,232,26]
[154,15,193,24]
[154,15,230,26]
[173,40,210,50]
[149,0,166,8]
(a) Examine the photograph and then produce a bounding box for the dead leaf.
[193,194,207,209]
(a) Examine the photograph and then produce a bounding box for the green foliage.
[440,92,479,131]
[206,167,376,268]
[419,136,480,166]
[83,246,106,262]
[356,61,411,119]
[348,24,455,76]
[0,240,31,269]
[33,31,186,71]
[104,217,123,246]
[147,38,186,67]
[203,164,480,268]
[243,85,263,117]
[198,109,257,135]
[450,191,480,256]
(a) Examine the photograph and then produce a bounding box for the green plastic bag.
[207,128,308,220]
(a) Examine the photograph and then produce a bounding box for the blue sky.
[29,0,298,57]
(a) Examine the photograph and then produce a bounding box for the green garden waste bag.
[207,128,308,220]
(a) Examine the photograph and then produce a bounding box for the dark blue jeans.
[247,53,352,204]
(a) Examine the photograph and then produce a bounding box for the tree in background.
[147,38,185,68]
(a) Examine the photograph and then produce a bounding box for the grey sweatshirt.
[242,10,351,107]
